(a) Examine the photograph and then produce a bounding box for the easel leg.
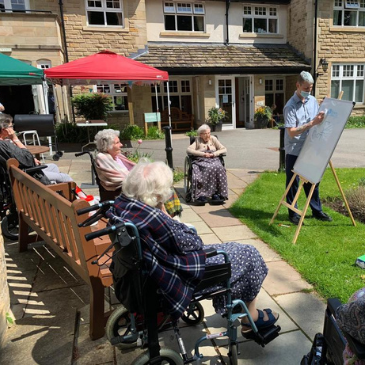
[270,173,297,224]
[329,160,356,226]
[292,184,315,244]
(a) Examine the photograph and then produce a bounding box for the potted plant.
[254,106,273,129]
[207,107,226,132]
[72,93,113,121]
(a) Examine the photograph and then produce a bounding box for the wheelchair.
[75,150,121,201]
[184,136,226,206]
[301,298,365,365]
[78,202,281,365]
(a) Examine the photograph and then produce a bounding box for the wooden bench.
[7,159,113,340]
[161,107,194,132]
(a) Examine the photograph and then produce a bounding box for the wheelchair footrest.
[242,325,281,347]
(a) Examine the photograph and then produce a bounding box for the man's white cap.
[300,71,314,84]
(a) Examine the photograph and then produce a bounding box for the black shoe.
[197,196,207,202]
[313,211,332,222]
[212,194,221,201]
[289,215,301,225]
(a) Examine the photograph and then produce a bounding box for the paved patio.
[1,139,328,364]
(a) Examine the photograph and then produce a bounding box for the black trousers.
[285,154,322,217]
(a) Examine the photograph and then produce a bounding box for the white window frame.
[0,0,29,12]
[242,5,278,34]
[96,83,129,112]
[264,77,285,112]
[163,1,205,32]
[333,0,365,26]
[331,64,365,103]
[151,78,193,112]
[85,0,124,28]
[37,60,51,70]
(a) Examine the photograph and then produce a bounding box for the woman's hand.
[204,152,214,158]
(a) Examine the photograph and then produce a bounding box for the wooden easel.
[270,91,356,244]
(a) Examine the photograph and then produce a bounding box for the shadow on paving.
[2,239,116,365]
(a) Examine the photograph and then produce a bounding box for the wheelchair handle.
[85,222,124,241]
[76,200,114,216]
[75,151,92,158]
[24,165,47,174]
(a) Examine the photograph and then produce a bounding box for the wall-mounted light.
[259,78,263,85]
[208,79,212,85]
[320,58,329,72]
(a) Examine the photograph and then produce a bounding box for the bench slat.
[7,159,113,340]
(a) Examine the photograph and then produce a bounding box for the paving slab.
[212,225,257,242]
[275,292,326,342]
[263,261,313,295]
[200,210,243,228]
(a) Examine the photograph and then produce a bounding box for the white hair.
[298,71,314,84]
[197,123,211,135]
[94,129,120,152]
[122,161,173,207]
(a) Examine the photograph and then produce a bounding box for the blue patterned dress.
[109,195,268,317]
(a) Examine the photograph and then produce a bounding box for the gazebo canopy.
[0,53,44,85]
[44,50,169,85]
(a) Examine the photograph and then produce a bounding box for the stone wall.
[0,229,10,349]
[317,0,365,113]
[287,0,314,61]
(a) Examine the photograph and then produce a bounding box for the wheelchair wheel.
[183,156,192,202]
[1,214,19,241]
[181,302,204,325]
[229,343,238,365]
[132,348,183,365]
[106,305,138,350]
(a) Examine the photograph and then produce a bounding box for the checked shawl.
[108,195,206,319]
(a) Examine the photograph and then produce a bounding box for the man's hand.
[312,111,325,126]
[34,158,41,166]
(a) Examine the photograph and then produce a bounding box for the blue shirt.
[284,92,319,156]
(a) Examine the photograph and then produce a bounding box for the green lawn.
[229,168,365,303]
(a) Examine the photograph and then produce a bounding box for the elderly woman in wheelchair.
[102,160,279,364]
[93,128,182,218]
[186,124,228,205]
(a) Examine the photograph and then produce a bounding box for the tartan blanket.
[107,195,206,319]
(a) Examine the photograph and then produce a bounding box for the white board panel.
[293,98,354,184]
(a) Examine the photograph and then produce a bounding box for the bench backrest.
[161,107,194,122]
[7,159,112,285]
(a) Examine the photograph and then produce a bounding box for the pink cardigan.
[95,152,135,191]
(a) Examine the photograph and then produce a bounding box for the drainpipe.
[58,0,75,123]
[224,0,231,45]
[58,0,69,63]
[313,0,318,96]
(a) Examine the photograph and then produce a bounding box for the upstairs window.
[86,0,124,27]
[331,64,364,103]
[164,2,205,32]
[333,0,365,26]
[0,0,28,12]
[97,83,129,111]
[243,5,278,34]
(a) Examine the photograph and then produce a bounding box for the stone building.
[0,0,364,130]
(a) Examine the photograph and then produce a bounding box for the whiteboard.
[293,98,354,184]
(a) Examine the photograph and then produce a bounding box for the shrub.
[186,130,198,137]
[72,93,113,120]
[146,126,164,139]
[346,116,365,129]
[120,125,144,140]
[173,168,184,183]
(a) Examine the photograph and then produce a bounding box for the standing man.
[283,71,332,225]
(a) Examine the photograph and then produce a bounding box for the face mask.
[300,90,311,98]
